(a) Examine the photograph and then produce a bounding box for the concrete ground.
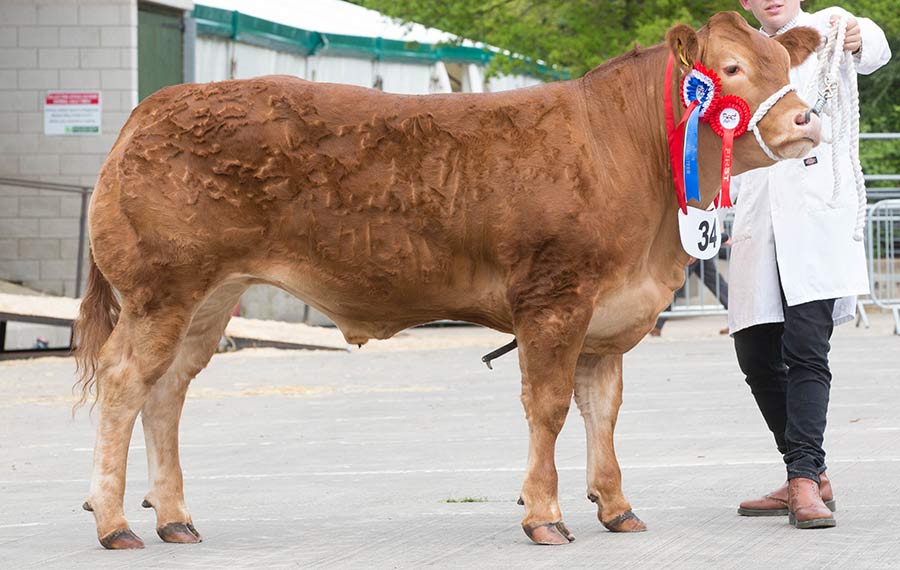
[1,314,898,569]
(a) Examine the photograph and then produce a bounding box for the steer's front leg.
[573,353,646,532]
[514,303,591,545]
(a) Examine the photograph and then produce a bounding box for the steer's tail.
[73,250,120,408]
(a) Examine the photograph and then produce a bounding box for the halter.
[747,84,797,161]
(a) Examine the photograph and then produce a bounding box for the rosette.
[680,63,721,120]
[706,95,751,208]
[708,94,750,139]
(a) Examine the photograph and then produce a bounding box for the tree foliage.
[356,0,899,177]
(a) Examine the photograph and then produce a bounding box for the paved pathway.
[1,315,898,569]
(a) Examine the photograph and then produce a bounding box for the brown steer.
[74,12,821,549]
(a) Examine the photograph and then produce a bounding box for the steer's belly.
[582,277,673,353]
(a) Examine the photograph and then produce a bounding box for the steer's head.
[666,11,822,169]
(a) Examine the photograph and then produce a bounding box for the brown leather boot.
[738,472,835,516]
[788,477,836,528]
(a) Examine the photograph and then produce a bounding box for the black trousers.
[733,294,836,483]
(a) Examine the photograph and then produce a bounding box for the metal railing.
[863,199,900,334]
[658,212,733,319]
[661,200,900,336]
[0,177,92,298]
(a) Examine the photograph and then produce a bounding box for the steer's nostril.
[805,113,823,146]
[794,111,810,126]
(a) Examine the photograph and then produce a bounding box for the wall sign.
[44,91,102,136]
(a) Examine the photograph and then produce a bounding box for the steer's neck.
[579,44,722,285]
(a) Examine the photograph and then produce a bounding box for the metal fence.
[658,212,733,319]
[860,199,900,334]
[0,177,92,298]
[661,200,900,336]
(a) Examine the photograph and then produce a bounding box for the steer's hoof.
[602,510,647,533]
[99,527,145,550]
[523,521,575,545]
[158,522,202,544]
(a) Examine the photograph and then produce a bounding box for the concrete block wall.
[0,0,137,296]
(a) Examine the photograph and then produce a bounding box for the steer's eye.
[724,65,740,75]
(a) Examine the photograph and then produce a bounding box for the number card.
[677,205,721,260]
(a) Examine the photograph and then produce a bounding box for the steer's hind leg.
[140,282,247,544]
[84,304,192,550]
[573,353,646,532]
[514,301,593,545]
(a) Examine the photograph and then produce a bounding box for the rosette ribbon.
[680,63,720,204]
[681,63,721,120]
[708,95,750,208]
[682,104,702,203]
[667,56,724,212]
[665,55,699,213]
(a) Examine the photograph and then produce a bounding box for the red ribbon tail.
[665,56,703,215]
[720,128,735,208]
[665,55,687,213]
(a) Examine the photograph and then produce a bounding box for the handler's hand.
[831,15,861,54]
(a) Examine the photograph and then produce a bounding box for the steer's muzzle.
[793,108,823,148]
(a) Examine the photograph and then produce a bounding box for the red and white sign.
[44,91,102,136]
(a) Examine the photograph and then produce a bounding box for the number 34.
[697,220,718,251]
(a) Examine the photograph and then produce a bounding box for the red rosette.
[708,94,750,138]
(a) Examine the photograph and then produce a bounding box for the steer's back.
[92,75,598,335]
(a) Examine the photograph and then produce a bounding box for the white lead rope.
[808,15,867,241]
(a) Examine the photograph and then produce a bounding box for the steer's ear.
[666,24,699,67]
[776,26,821,67]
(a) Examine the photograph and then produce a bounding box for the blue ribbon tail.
[683,105,701,203]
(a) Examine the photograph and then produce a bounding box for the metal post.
[75,190,89,298]
[183,15,196,84]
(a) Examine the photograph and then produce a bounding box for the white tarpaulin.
[194,1,543,94]
[308,55,373,87]
[463,64,484,93]
[233,43,307,80]
[376,61,434,95]
[196,37,230,83]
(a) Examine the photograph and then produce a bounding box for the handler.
[729,0,890,528]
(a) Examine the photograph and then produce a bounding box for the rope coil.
[809,15,867,241]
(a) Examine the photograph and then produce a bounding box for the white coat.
[728,7,892,335]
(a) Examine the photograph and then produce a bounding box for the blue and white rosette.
[680,63,722,120]
[680,63,722,202]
